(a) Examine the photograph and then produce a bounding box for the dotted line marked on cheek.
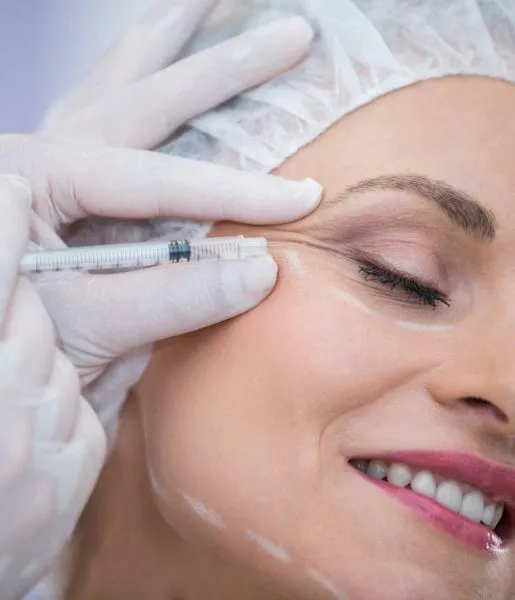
[181,494,226,529]
[245,530,293,564]
[306,566,347,600]
[180,492,349,599]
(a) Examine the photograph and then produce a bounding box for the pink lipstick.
[348,451,515,554]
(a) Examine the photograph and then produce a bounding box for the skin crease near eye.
[67,76,515,600]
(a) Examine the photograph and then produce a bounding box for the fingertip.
[222,255,278,307]
[252,15,314,56]
[206,168,324,225]
[143,0,218,32]
[239,16,314,77]
[255,176,324,223]
[295,177,324,212]
[244,254,278,295]
[280,15,315,47]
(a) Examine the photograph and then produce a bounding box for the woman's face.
[137,77,515,600]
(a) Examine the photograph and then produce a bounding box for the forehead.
[274,76,515,228]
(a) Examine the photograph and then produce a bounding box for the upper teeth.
[351,459,505,531]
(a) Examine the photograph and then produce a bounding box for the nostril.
[460,396,509,424]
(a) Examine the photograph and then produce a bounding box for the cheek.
[136,268,460,597]
[139,269,441,523]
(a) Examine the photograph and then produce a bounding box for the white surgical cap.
[73,0,515,247]
[163,0,515,173]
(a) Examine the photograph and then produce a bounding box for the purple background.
[0,0,153,133]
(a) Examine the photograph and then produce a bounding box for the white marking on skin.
[330,289,378,317]
[306,567,347,600]
[245,530,292,564]
[283,250,307,278]
[182,494,226,529]
[392,320,455,333]
[331,287,455,333]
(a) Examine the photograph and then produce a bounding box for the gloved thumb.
[37,255,277,366]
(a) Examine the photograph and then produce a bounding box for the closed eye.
[358,260,451,310]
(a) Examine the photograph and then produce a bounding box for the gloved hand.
[0,0,322,447]
[0,175,106,600]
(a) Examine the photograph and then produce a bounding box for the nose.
[426,334,515,437]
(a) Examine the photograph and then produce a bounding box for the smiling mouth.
[348,453,515,554]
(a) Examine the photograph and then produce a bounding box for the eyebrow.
[338,174,496,241]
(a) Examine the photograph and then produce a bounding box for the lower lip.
[353,470,504,554]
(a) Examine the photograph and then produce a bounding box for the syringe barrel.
[19,236,269,273]
[20,241,171,272]
[188,236,267,261]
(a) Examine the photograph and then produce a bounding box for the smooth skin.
[69,76,515,600]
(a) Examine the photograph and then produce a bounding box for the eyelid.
[341,240,451,294]
[317,208,472,267]
[368,249,448,290]
[301,216,470,295]
[361,255,439,287]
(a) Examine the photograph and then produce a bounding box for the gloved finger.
[0,473,56,600]
[0,404,55,599]
[6,517,70,600]
[39,256,278,359]
[33,398,106,525]
[0,405,32,489]
[43,17,314,149]
[1,399,105,599]
[28,352,81,444]
[30,211,66,249]
[9,138,322,226]
[0,277,79,443]
[42,0,217,127]
[0,277,56,392]
[0,176,32,322]
[0,475,54,551]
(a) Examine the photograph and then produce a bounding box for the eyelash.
[358,260,451,309]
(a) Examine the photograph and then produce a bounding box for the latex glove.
[1,0,322,444]
[0,175,106,600]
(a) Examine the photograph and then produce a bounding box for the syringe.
[20,235,270,274]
